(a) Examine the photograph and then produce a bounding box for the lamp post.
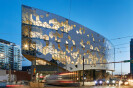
[65,41,68,72]
[82,55,84,86]
[121,62,122,80]
[82,45,85,86]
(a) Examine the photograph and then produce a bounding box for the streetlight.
[82,45,85,86]
[83,55,85,86]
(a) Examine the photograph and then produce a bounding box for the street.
[20,85,133,88]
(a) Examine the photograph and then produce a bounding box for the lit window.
[76,30,79,34]
[94,47,99,52]
[60,33,63,38]
[93,38,95,42]
[55,37,57,41]
[57,39,61,43]
[90,45,93,50]
[23,42,29,50]
[103,59,107,63]
[79,27,82,35]
[99,39,100,42]
[66,41,68,44]
[83,29,85,34]
[68,35,71,40]
[40,15,44,18]
[43,46,47,55]
[88,53,92,58]
[72,40,75,45]
[87,34,89,37]
[86,59,89,64]
[75,62,78,65]
[66,45,68,50]
[49,32,53,39]
[43,35,49,40]
[60,28,64,32]
[91,33,93,37]
[80,59,83,64]
[71,46,73,51]
[87,41,90,45]
[22,26,29,37]
[46,41,49,46]
[36,15,40,21]
[74,25,76,28]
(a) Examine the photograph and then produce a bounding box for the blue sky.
[0,0,133,74]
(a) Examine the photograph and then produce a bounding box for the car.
[45,72,80,86]
[106,78,120,86]
[6,81,25,87]
[95,79,106,86]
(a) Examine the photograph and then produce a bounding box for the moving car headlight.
[112,80,115,83]
[99,81,102,84]
[124,82,128,85]
[119,80,123,84]
[95,81,97,84]
[106,80,109,84]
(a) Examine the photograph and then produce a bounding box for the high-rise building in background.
[130,39,133,75]
[0,39,22,70]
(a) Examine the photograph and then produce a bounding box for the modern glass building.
[22,5,114,81]
[0,39,22,70]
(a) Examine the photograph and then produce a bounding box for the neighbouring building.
[21,5,115,81]
[0,39,22,70]
[0,70,31,81]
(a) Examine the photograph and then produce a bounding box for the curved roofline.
[22,4,114,47]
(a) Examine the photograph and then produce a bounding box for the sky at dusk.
[0,0,133,74]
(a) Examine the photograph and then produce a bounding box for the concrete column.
[31,60,35,81]
[102,70,106,79]
[93,70,96,80]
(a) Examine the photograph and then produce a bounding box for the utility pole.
[83,56,84,86]
[113,47,115,78]
[121,62,122,79]
[34,49,37,82]
[66,56,67,72]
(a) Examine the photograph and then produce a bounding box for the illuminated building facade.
[0,39,22,70]
[22,5,114,81]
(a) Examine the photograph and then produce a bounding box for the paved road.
[43,85,133,88]
[2,84,133,88]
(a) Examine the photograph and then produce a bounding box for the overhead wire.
[110,35,133,40]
